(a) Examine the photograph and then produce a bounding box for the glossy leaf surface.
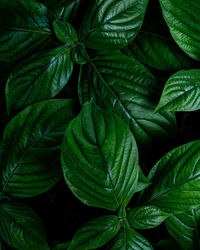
[0,99,76,198]
[69,216,120,250]
[79,0,148,50]
[61,102,139,211]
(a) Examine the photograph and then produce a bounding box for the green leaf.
[53,19,78,44]
[144,140,200,213]
[0,99,76,198]
[68,216,121,250]
[155,69,200,113]
[0,0,53,62]
[78,52,176,149]
[165,207,200,249]
[71,43,90,65]
[124,31,195,72]
[61,102,139,211]
[160,0,200,61]
[53,241,71,250]
[0,201,49,250]
[79,0,149,50]
[44,0,81,22]
[6,46,73,114]
[135,168,151,193]
[127,205,169,229]
[107,228,153,249]
[155,238,180,250]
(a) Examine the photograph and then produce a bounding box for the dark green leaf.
[124,31,195,72]
[155,69,200,112]
[155,238,180,250]
[160,0,200,61]
[69,216,120,250]
[53,19,78,44]
[53,241,71,250]
[127,205,169,229]
[79,52,176,149]
[0,99,76,198]
[6,46,73,114]
[145,140,200,213]
[79,0,148,50]
[107,228,153,249]
[165,207,200,249]
[0,0,53,62]
[71,43,90,65]
[0,201,49,250]
[135,168,151,193]
[61,102,139,211]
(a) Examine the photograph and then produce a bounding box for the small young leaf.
[61,102,139,211]
[68,216,120,250]
[127,205,169,230]
[53,19,78,44]
[0,99,76,198]
[71,43,89,65]
[108,228,153,249]
[155,69,200,113]
[6,46,73,114]
[144,140,200,213]
[0,201,49,250]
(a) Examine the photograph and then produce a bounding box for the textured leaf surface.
[0,201,49,250]
[108,228,153,250]
[125,31,194,72]
[79,52,176,149]
[79,0,148,50]
[160,0,200,61]
[165,208,200,249]
[127,205,169,229]
[155,69,200,112]
[6,46,73,114]
[0,99,76,198]
[0,0,53,62]
[69,216,120,250]
[145,140,200,213]
[61,102,139,211]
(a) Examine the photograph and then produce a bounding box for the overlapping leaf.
[0,201,49,250]
[61,102,139,211]
[6,46,73,114]
[0,99,76,198]
[0,0,53,62]
[79,52,176,149]
[79,0,149,50]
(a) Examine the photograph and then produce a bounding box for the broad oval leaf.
[61,102,139,211]
[68,216,120,250]
[124,31,195,72]
[0,201,49,250]
[155,69,200,112]
[6,46,73,114]
[79,0,149,50]
[0,99,76,198]
[107,228,153,250]
[79,52,176,149]
[127,205,169,230]
[165,208,200,249]
[0,0,53,62]
[160,0,200,61]
[144,140,200,213]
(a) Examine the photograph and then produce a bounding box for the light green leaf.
[108,228,153,250]
[78,52,176,149]
[0,201,49,250]
[0,0,53,62]
[145,140,200,213]
[155,69,200,112]
[79,0,148,50]
[69,216,120,250]
[0,99,76,198]
[61,102,139,211]
[160,0,200,61]
[6,46,73,114]
[165,207,200,249]
[127,205,169,230]
[53,19,77,44]
[124,31,195,72]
